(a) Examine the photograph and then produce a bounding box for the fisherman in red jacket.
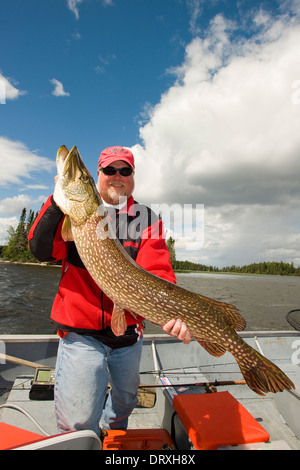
[28,146,190,435]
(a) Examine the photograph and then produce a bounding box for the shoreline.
[0,259,61,268]
[174,269,285,277]
[1,258,299,333]
[1,258,299,277]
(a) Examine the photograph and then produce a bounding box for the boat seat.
[173,391,270,450]
[0,423,101,450]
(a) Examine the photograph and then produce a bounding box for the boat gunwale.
[0,330,299,344]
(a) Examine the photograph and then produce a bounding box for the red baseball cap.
[98,146,135,168]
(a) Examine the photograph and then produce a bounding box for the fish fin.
[198,340,226,357]
[111,304,128,337]
[236,348,295,396]
[198,294,246,332]
[61,216,74,242]
[127,310,138,320]
[222,307,246,332]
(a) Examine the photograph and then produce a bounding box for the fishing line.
[140,361,238,375]
[0,377,33,396]
[141,370,241,376]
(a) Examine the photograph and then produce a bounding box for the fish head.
[54,145,101,224]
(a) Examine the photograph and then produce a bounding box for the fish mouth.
[57,145,85,181]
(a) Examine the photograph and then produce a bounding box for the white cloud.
[20,184,49,191]
[71,32,81,40]
[0,73,26,102]
[67,0,83,20]
[94,53,117,74]
[0,194,33,216]
[132,9,300,267]
[67,0,113,19]
[185,0,204,36]
[0,194,47,244]
[199,203,300,268]
[50,79,70,97]
[0,138,54,244]
[0,193,46,215]
[0,136,55,187]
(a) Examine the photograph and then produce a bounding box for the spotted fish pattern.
[55,145,295,396]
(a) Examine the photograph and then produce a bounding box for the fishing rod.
[138,379,246,389]
[0,354,245,391]
[141,371,242,376]
[0,353,46,369]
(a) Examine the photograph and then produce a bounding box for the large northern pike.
[54,145,294,396]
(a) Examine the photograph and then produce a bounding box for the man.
[28,146,190,435]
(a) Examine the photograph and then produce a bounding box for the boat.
[0,325,300,451]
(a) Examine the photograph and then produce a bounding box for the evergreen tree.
[2,207,37,262]
[166,236,176,268]
[15,207,28,253]
[26,209,35,237]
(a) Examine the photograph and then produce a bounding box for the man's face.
[97,160,135,205]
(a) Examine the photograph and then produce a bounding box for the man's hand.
[162,319,191,344]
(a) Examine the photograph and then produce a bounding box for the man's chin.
[106,188,127,205]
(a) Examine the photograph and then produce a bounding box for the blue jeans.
[54,332,143,435]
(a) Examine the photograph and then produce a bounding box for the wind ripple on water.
[0,262,61,334]
[1,262,300,334]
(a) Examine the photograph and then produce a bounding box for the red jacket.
[28,195,176,346]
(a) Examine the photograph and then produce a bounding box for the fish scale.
[74,214,223,334]
[54,145,295,397]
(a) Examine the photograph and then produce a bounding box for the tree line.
[166,236,300,276]
[1,209,299,276]
[173,259,300,276]
[0,208,38,262]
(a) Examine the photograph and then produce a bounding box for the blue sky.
[1,0,300,267]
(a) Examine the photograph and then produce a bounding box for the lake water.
[0,261,300,334]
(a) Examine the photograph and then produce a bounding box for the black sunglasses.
[99,166,134,177]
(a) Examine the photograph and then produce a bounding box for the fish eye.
[80,173,89,182]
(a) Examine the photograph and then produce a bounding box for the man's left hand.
[162,319,191,344]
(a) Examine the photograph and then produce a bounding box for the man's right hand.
[162,319,191,344]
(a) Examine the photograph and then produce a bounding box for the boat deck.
[1,332,300,450]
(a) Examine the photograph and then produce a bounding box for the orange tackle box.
[102,428,175,450]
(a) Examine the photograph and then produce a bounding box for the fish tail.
[237,349,295,396]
